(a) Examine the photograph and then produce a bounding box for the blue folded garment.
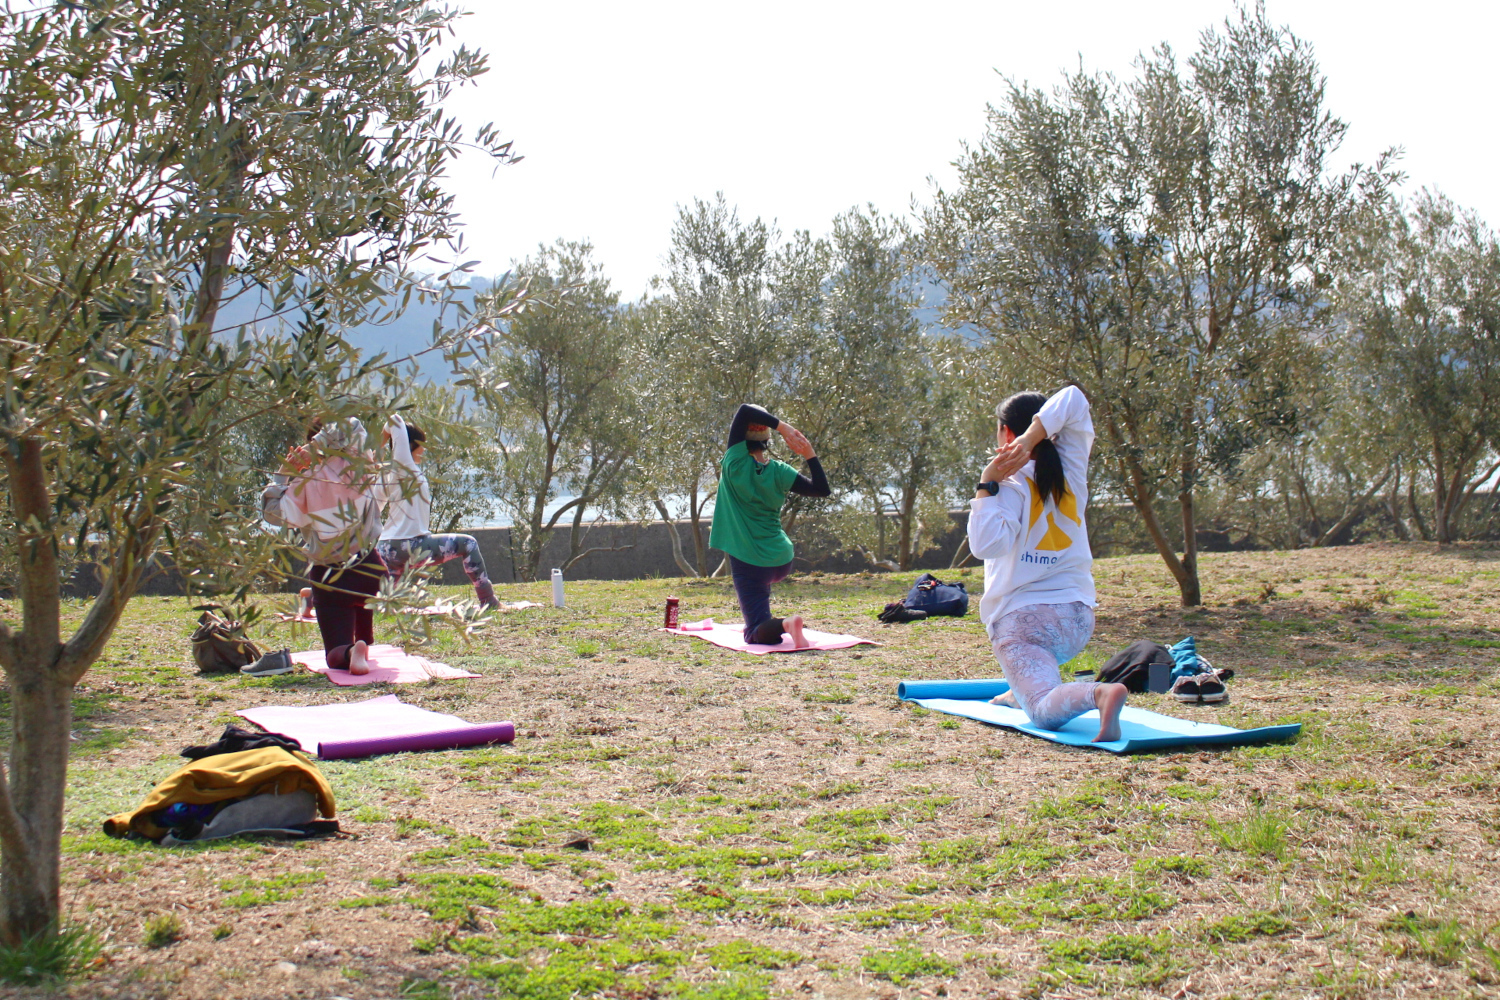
[896,678,1299,755]
[1168,636,1201,679]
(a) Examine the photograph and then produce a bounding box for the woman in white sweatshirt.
[376,414,500,609]
[968,385,1127,743]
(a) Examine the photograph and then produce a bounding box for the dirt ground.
[5,541,1500,1000]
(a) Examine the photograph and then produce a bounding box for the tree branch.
[0,621,14,675]
[0,763,33,879]
[56,527,157,684]
[653,499,700,578]
[1312,464,1394,548]
[5,439,61,669]
[561,543,635,574]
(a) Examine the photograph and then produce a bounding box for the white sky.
[440,0,1499,300]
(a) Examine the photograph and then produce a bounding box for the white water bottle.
[551,568,565,608]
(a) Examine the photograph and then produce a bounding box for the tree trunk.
[0,677,73,943]
[1178,451,1202,606]
[1387,466,1413,541]
[1177,489,1202,606]
[1312,466,1395,548]
[188,126,249,342]
[688,484,709,576]
[1432,477,1453,545]
[1121,457,1200,606]
[1437,461,1481,545]
[898,483,916,571]
[1408,477,1431,541]
[0,438,70,942]
[1293,470,1321,546]
[654,499,699,577]
[521,519,545,583]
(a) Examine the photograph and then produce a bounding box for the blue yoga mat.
[897,678,1301,754]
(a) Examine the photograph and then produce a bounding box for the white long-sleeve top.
[379,414,432,541]
[969,385,1097,625]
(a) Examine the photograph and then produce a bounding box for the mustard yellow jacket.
[103,746,336,841]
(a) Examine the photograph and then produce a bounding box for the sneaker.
[1170,674,1204,703]
[1194,671,1229,704]
[1171,671,1229,704]
[240,649,294,677]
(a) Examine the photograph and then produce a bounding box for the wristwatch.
[975,481,1000,496]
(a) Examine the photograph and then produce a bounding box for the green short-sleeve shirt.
[709,443,799,567]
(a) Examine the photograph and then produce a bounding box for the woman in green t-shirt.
[709,404,831,647]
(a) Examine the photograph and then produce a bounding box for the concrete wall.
[61,513,974,597]
[60,501,1172,596]
[434,513,973,585]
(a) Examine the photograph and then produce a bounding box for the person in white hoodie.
[968,385,1127,743]
[376,414,499,609]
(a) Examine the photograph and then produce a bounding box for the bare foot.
[989,691,1019,708]
[786,615,811,649]
[349,640,371,675]
[1092,683,1127,743]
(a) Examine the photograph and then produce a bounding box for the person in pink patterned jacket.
[274,417,387,675]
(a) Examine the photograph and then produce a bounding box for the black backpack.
[904,573,969,617]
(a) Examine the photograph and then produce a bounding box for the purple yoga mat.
[239,694,514,760]
[317,722,516,760]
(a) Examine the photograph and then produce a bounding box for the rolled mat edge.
[317,721,516,760]
[898,678,1011,702]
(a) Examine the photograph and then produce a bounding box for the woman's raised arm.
[727,403,779,448]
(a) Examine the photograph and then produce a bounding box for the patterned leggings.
[377,533,497,607]
[988,601,1098,731]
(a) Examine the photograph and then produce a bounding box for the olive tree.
[469,242,642,582]
[925,4,1392,604]
[1340,191,1500,544]
[769,208,964,569]
[638,196,782,576]
[398,382,502,534]
[1195,345,1399,549]
[0,0,515,944]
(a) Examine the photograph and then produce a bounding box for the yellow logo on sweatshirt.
[1028,478,1080,551]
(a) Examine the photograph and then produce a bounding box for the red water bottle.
[664,597,680,629]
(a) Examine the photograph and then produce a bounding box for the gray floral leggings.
[377,533,497,607]
[988,601,1098,730]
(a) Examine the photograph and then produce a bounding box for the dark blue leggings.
[729,556,794,645]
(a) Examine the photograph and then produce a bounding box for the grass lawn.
[7,540,1500,999]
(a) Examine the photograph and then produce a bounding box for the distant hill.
[218,273,972,387]
[217,280,492,385]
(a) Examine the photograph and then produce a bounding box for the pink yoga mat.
[290,644,480,685]
[239,694,514,759]
[664,618,878,655]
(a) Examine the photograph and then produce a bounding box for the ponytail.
[1030,438,1067,508]
[996,391,1068,507]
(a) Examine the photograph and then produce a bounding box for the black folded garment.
[877,600,929,624]
[1097,640,1174,693]
[180,724,303,761]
